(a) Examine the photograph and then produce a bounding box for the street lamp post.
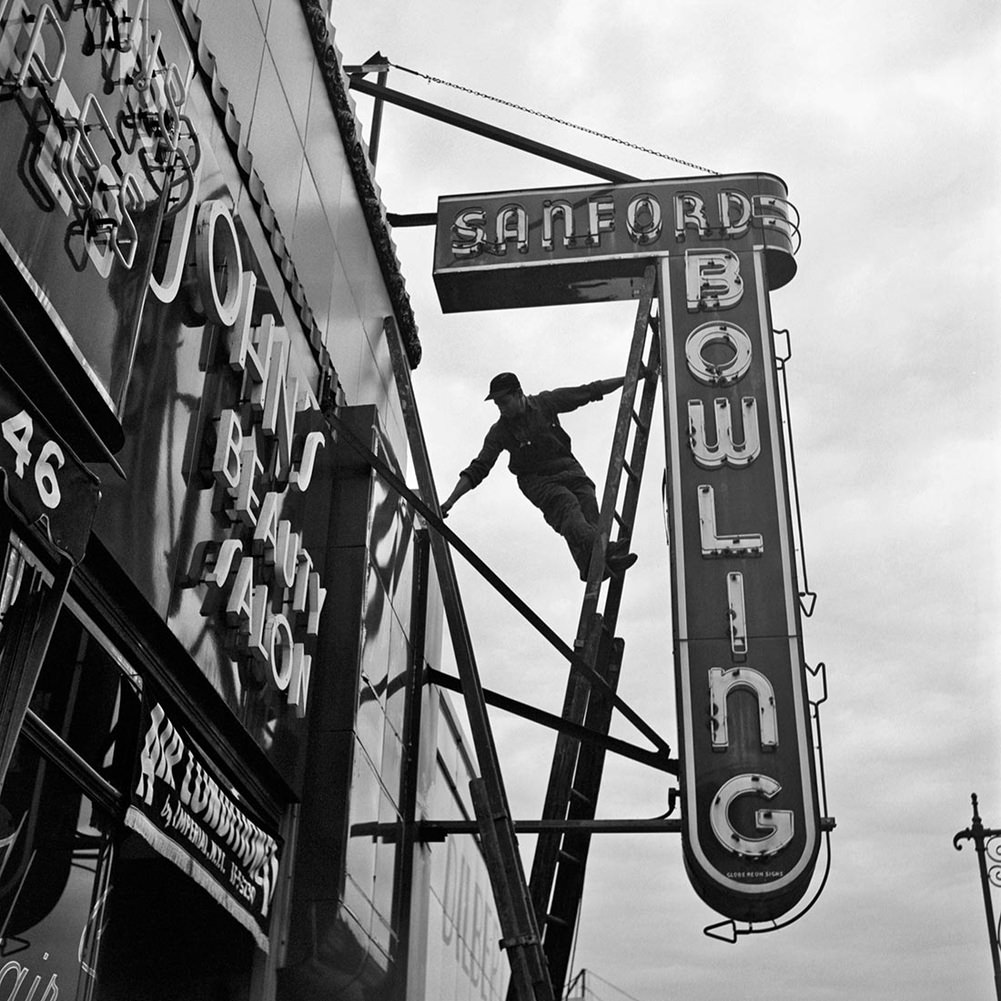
[954,793,1001,1001]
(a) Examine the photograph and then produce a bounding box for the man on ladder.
[440,371,638,581]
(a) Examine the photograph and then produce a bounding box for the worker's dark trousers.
[518,469,600,580]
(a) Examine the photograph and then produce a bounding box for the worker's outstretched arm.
[597,363,655,395]
[595,375,626,395]
[441,474,473,516]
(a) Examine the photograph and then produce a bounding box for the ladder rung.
[630,408,649,431]
[545,912,571,928]
[612,511,627,529]
[558,850,585,867]
[569,788,595,806]
[622,460,639,481]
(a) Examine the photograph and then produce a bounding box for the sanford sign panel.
[433,173,798,313]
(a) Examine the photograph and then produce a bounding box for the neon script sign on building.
[0,2,329,716]
[659,205,820,921]
[180,200,328,719]
[0,0,196,280]
[0,0,202,417]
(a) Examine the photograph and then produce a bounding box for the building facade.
[0,1,504,998]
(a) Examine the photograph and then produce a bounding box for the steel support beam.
[427,668,675,775]
[350,815,836,843]
[346,75,639,185]
[421,818,684,839]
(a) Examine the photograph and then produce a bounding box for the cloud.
[332,3,1001,998]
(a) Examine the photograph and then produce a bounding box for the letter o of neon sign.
[194,200,244,326]
[626,193,663,245]
[685,321,753,386]
[268,614,295,692]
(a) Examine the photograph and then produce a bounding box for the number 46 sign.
[0,382,100,564]
[3,410,66,510]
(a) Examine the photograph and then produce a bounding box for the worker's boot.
[605,538,638,574]
[606,550,638,574]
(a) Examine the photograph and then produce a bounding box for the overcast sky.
[331,3,1000,998]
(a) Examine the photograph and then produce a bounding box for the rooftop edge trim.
[298,0,422,368]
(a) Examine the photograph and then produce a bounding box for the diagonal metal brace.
[324,406,671,758]
[427,668,676,774]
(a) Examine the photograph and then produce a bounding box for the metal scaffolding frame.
[336,63,680,1000]
[324,281,671,999]
[338,56,836,998]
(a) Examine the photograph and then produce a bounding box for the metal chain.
[391,61,719,176]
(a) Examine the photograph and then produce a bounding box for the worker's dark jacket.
[460,382,608,486]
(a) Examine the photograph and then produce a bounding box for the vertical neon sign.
[660,217,820,920]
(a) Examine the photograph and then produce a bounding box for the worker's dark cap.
[485,372,521,401]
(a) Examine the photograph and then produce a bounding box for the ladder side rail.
[527,611,606,925]
[596,326,662,629]
[580,264,660,611]
[526,266,659,939]
[563,635,623,827]
[542,638,624,991]
[537,334,661,978]
[539,333,660,974]
[538,324,662,984]
[552,314,662,814]
[549,263,659,761]
[382,318,553,1001]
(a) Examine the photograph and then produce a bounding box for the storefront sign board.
[128,690,282,951]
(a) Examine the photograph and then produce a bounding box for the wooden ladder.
[525,264,662,995]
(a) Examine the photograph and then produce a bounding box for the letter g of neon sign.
[709,773,795,858]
